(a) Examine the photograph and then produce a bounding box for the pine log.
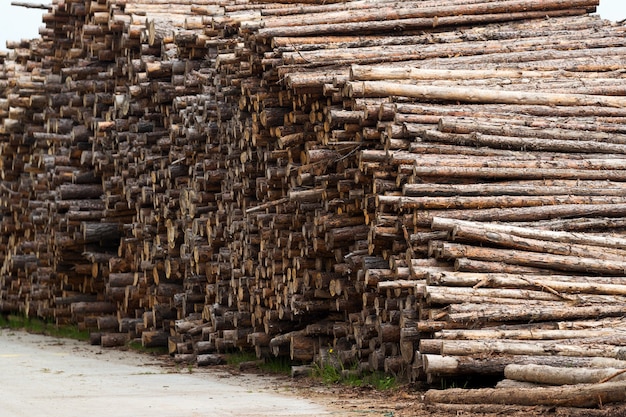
[427,271,626,296]
[434,328,626,341]
[346,81,626,108]
[444,303,626,325]
[431,217,626,250]
[378,194,626,211]
[422,354,626,377]
[423,380,626,408]
[504,364,626,385]
[405,181,626,197]
[449,225,626,261]
[420,129,626,154]
[453,258,555,274]
[410,163,626,180]
[432,242,626,275]
[197,354,226,366]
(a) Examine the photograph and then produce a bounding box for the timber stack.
[2,0,626,410]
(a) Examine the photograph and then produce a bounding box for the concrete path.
[0,330,332,417]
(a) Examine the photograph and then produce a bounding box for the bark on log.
[423,380,626,408]
[422,353,626,377]
[505,364,626,385]
[432,217,626,250]
[346,81,626,108]
[432,242,626,275]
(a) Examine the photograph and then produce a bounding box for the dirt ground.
[2,329,626,417]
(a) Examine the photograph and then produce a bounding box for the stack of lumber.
[3,0,626,408]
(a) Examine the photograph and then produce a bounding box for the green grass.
[0,314,90,341]
[312,362,398,390]
[311,348,398,390]
[224,351,294,375]
[127,340,169,355]
[312,361,343,384]
[259,356,293,375]
[226,351,258,367]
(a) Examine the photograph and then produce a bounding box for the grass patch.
[224,351,294,375]
[226,351,258,367]
[127,340,168,355]
[0,314,90,341]
[259,356,293,375]
[311,348,398,390]
[312,361,342,384]
[312,363,398,390]
[367,372,397,390]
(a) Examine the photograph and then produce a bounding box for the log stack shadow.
[2,0,626,409]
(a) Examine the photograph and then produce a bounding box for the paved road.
[0,330,332,417]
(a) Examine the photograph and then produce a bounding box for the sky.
[0,0,625,50]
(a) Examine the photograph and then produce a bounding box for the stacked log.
[5,0,626,408]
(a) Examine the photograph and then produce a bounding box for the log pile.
[3,0,626,409]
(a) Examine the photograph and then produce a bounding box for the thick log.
[197,354,226,366]
[425,286,626,306]
[443,304,626,325]
[100,332,130,348]
[141,330,169,348]
[346,81,626,108]
[505,364,626,385]
[378,194,626,211]
[404,181,626,198]
[422,354,626,377]
[432,242,626,275]
[431,217,626,250]
[423,381,626,408]
[420,129,626,154]
[257,8,593,39]
[427,271,626,296]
